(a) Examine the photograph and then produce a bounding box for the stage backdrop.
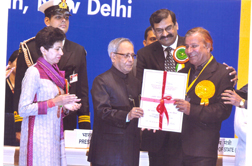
[7,0,241,137]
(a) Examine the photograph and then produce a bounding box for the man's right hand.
[128,107,144,120]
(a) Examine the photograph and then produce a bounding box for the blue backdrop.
[7,0,241,137]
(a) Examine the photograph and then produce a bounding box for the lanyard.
[186,55,213,95]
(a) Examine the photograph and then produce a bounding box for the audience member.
[4,50,19,146]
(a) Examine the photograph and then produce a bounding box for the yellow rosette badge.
[195,80,215,106]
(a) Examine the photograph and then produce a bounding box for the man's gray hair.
[108,38,133,57]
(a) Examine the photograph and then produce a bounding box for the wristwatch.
[239,99,245,108]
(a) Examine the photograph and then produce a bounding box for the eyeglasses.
[154,24,175,34]
[114,52,136,59]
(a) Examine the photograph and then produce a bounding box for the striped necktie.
[164,47,176,72]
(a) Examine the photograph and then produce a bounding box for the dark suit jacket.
[14,38,90,130]
[179,57,234,158]
[88,66,141,166]
[236,84,248,100]
[137,36,187,155]
[136,36,186,83]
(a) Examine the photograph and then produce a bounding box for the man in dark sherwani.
[88,38,144,166]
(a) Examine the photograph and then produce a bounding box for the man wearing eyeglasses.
[13,0,91,141]
[88,38,144,166]
[136,9,184,84]
[136,9,186,166]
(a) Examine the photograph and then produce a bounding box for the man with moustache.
[173,27,234,166]
[136,9,186,166]
[88,38,144,166]
[137,9,237,166]
[13,0,90,138]
[136,9,185,83]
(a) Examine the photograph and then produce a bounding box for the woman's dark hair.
[8,50,19,63]
[35,26,66,56]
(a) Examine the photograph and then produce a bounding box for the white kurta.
[234,106,247,166]
[19,65,66,166]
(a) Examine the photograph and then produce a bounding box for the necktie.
[164,47,176,72]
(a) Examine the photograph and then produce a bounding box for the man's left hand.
[174,99,190,115]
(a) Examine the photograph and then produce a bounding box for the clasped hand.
[53,94,81,111]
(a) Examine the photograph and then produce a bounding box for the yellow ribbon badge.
[195,80,215,106]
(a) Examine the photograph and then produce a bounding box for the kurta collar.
[111,65,128,79]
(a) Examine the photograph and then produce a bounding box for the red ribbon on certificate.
[141,71,174,130]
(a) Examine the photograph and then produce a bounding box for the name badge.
[70,73,78,83]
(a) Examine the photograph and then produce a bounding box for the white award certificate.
[138,69,187,132]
